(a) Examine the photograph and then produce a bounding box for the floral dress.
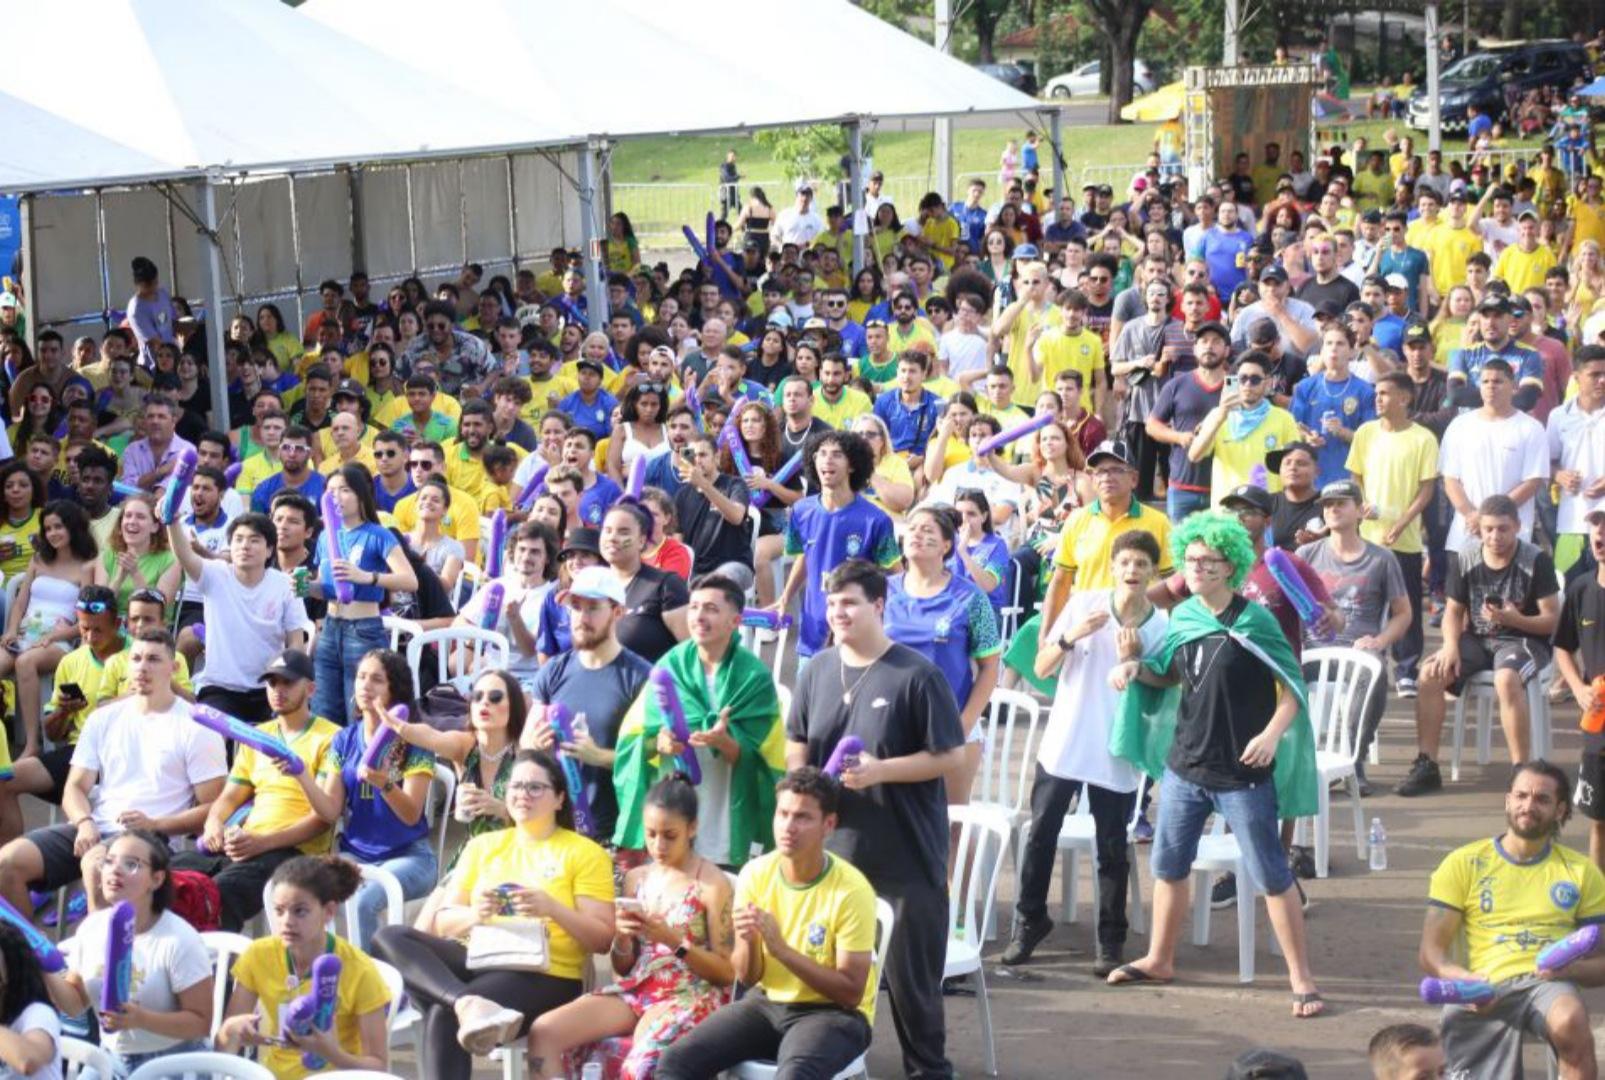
[445,743,515,871]
[564,875,725,1079]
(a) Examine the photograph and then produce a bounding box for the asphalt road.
[872,99,1120,133]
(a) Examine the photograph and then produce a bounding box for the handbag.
[465,918,550,972]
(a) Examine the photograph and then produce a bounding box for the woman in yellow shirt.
[0,461,41,583]
[1567,239,1605,326]
[1430,284,1475,361]
[850,414,915,523]
[847,269,884,326]
[216,855,392,1080]
[370,749,614,1080]
[255,303,304,368]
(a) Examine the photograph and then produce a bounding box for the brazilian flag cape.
[1109,595,1320,818]
[611,639,787,865]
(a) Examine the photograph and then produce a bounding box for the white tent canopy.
[302,0,1042,139]
[0,92,177,191]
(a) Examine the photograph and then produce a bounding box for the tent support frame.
[846,120,865,275]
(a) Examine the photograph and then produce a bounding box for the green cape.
[1109,595,1319,818]
[611,639,786,864]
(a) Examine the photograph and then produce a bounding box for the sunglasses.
[76,599,111,614]
[374,449,399,459]
[409,460,435,470]
[1237,373,1266,386]
[473,688,507,705]
[130,589,165,606]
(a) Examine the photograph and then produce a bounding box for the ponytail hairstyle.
[645,771,700,824]
[123,828,175,913]
[270,854,365,906]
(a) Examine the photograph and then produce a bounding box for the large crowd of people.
[12,88,1605,1078]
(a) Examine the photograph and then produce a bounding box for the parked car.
[975,62,1037,96]
[1407,39,1589,132]
[1044,59,1157,99]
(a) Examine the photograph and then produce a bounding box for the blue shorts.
[1150,768,1295,897]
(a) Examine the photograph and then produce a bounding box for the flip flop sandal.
[1292,991,1326,1018]
[1107,963,1172,986]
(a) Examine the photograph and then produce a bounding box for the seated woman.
[216,855,392,1079]
[48,830,213,1075]
[371,749,614,1080]
[93,493,181,615]
[0,923,60,1080]
[301,649,439,949]
[527,773,734,1080]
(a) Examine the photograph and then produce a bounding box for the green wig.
[1171,510,1256,590]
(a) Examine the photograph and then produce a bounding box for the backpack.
[169,869,222,932]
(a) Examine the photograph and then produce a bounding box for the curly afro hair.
[1171,510,1256,590]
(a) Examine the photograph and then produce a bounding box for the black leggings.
[371,925,581,1080]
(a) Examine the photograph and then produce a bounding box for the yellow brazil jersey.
[452,827,614,981]
[391,484,483,546]
[1428,836,1605,984]
[812,387,872,430]
[922,433,971,474]
[865,453,913,522]
[0,511,39,581]
[1036,326,1104,397]
[1432,319,1468,362]
[47,645,121,744]
[231,934,391,1080]
[522,372,580,426]
[1207,406,1300,505]
[922,375,959,401]
[919,215,962,271]
[1404,216,1440,252]
[375,392,462,428]
[1351,169,1395,211]
[102,647,192,700]
[1494,243,1558,295]
[236,453,282,496]
[1426,225,1482,297]
[1346,420,1439,555]
[1005,303,1060,404]
[888,319,939,358]
[1571,195,1605,253]
[736,852,878,1022]
[317,444,379,478]
[444,439,529,510]
[1053,499,1174,591]
[229,716,341,854]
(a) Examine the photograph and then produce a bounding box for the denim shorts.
[1150,768,1295,896]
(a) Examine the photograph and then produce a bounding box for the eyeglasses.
[374,449,399,459]
[1087,275,1112,284]
[472,688,507,705]
[1237,373,1266,386]
[75,599,111,614]
[508,780,554,797]
[99,855,148,874]
[1089,468,1128,480]
[1184,555,1228,569]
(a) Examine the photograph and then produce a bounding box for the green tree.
[752,126,874,184]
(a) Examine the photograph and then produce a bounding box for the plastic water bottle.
[582,1062,604,1080]
[1369,818,1388,871]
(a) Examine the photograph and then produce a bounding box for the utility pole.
[934,0,953,198]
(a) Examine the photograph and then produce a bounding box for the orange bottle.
[1583,675,1605,735]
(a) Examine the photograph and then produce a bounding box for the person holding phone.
[1185,349,1302,504]
[526,773,734,1079]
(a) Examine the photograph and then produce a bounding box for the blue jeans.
[1165,486,1210,524]
[1150,768,1295,896]
[108,1038,210,1079]
[313,615,388,726]
[353,836,438,950]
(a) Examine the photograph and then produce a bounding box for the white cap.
[559,564,625,606]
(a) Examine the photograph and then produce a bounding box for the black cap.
[1360,209,1383,225]
[260,648,316,683]
[333,378,365,401]
[1313,300,1344,320]
[1194,320,1231,342]
[1096,183,1114,197]
[1508,296,1532,318]
[1319,479,1363,503]
[1248,318,1281,345]
[1086,441,1134,469]
[1221,484,1275,515]
[1477,294,1511,315]
[575,357,605,376]
[1265,441,1316,472]
[1258,265,1288,284]
[1403,321,1432,345]
[559,527,602,560]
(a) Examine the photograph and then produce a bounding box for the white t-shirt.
[461,578,550,676]
[1478,218,1520,258]
[938,328,989,380]
[1548,398,1605,535]
[1036,591,1168,792]
[71,698,228,836]
[192,561,312,691]
[774,207,824,246]
[1440,408,1549,549]
[67,908,212,1056]
[0,1002,60,1080]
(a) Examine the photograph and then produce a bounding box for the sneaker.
[1210,873,1237,909]
[454,994,524,1055]
[1092,944,1123,977]
[1395,676,1418,699]
[1001,915,1054,966]
[1395,754,1443,797]
[1133,817,1155,844]
[1353,765,1375,799]
[1289,846,1316,880]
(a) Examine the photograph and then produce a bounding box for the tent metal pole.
[578,140,609,326]
[504,155,519,270]
[199,180,231,429]
[18,196,37,341]
[933,0,953,198]
[847,121,865,276]
[1425,2,1443,153]
[1046,108,1065,208]
[347,166,367,275]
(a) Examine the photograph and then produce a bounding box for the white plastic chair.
[726,897,895,1080]
[998,554,1026,643]
[1054,779,1148,936]
[1450,662,1556,781]
[382,614,424,652]
[429,762,457,868]
[738,618,792,674]
[406,627,511,697]
[61,1035,116,1080]
[946,805,1010,1076]
[1294,647,1382,878]
[1188,816,1281,984]
[370,956,407,1030]
[259,862,405,942]
[969,688,1043,939]
[126,1051,275,1080]
[199,930,254,1040]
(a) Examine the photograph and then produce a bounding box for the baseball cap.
[260,648,316,683]
[559,564,626,607]
[802,316,828,330]
[1086,441,1134,469]
[1477,294,1512,315]
[1403,321,1432,345]
[1224,1047,1309,1080]
[575,357,605,376]
[1508,296,1532,318]
[1096,184,1114,197]
[1264,441,1315,472]
[1013,243,1041,259]
[333,378,365,401]
[1319,479,1363,503]
[1248,318,1281,345]
[795,180,813,194]
[1194,320,1231,342]
[1221,484,1275,515]
[1312,300,1344,321]
[1360,209,1383,225]
[0,292,16,309]
[559,527,602,561]
[1383,273,1409,292]
[1258,265,1288,284]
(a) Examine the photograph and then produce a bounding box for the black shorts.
[176,600,205,631]
[25,823,89,893]
[1450,633,1551,696]
[36,744,73,804]
[1580,734,1605,822]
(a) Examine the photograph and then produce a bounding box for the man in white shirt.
[455,520,558,689]
[940,293,992,389]
[1548,345,1605,574]
[1440,358,1549,550]
[167,511,312,725]
[0,630,227,916]
[774,185,825,247]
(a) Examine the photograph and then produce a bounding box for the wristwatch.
[674,939,692,960]
[1058,633,1075,652]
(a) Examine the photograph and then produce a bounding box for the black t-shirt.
[1554,573,1605,682]
[750,356,795,390]
[674,474,753,573]
[1150,371,1222,492]
[780,417,830,458]
[1269,491,1321,552]
[1294,274,1360,312]
[1167,595,1280,790]
[787,643,965,890]
[618,565,691,662]
[1446,542,1558,645]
